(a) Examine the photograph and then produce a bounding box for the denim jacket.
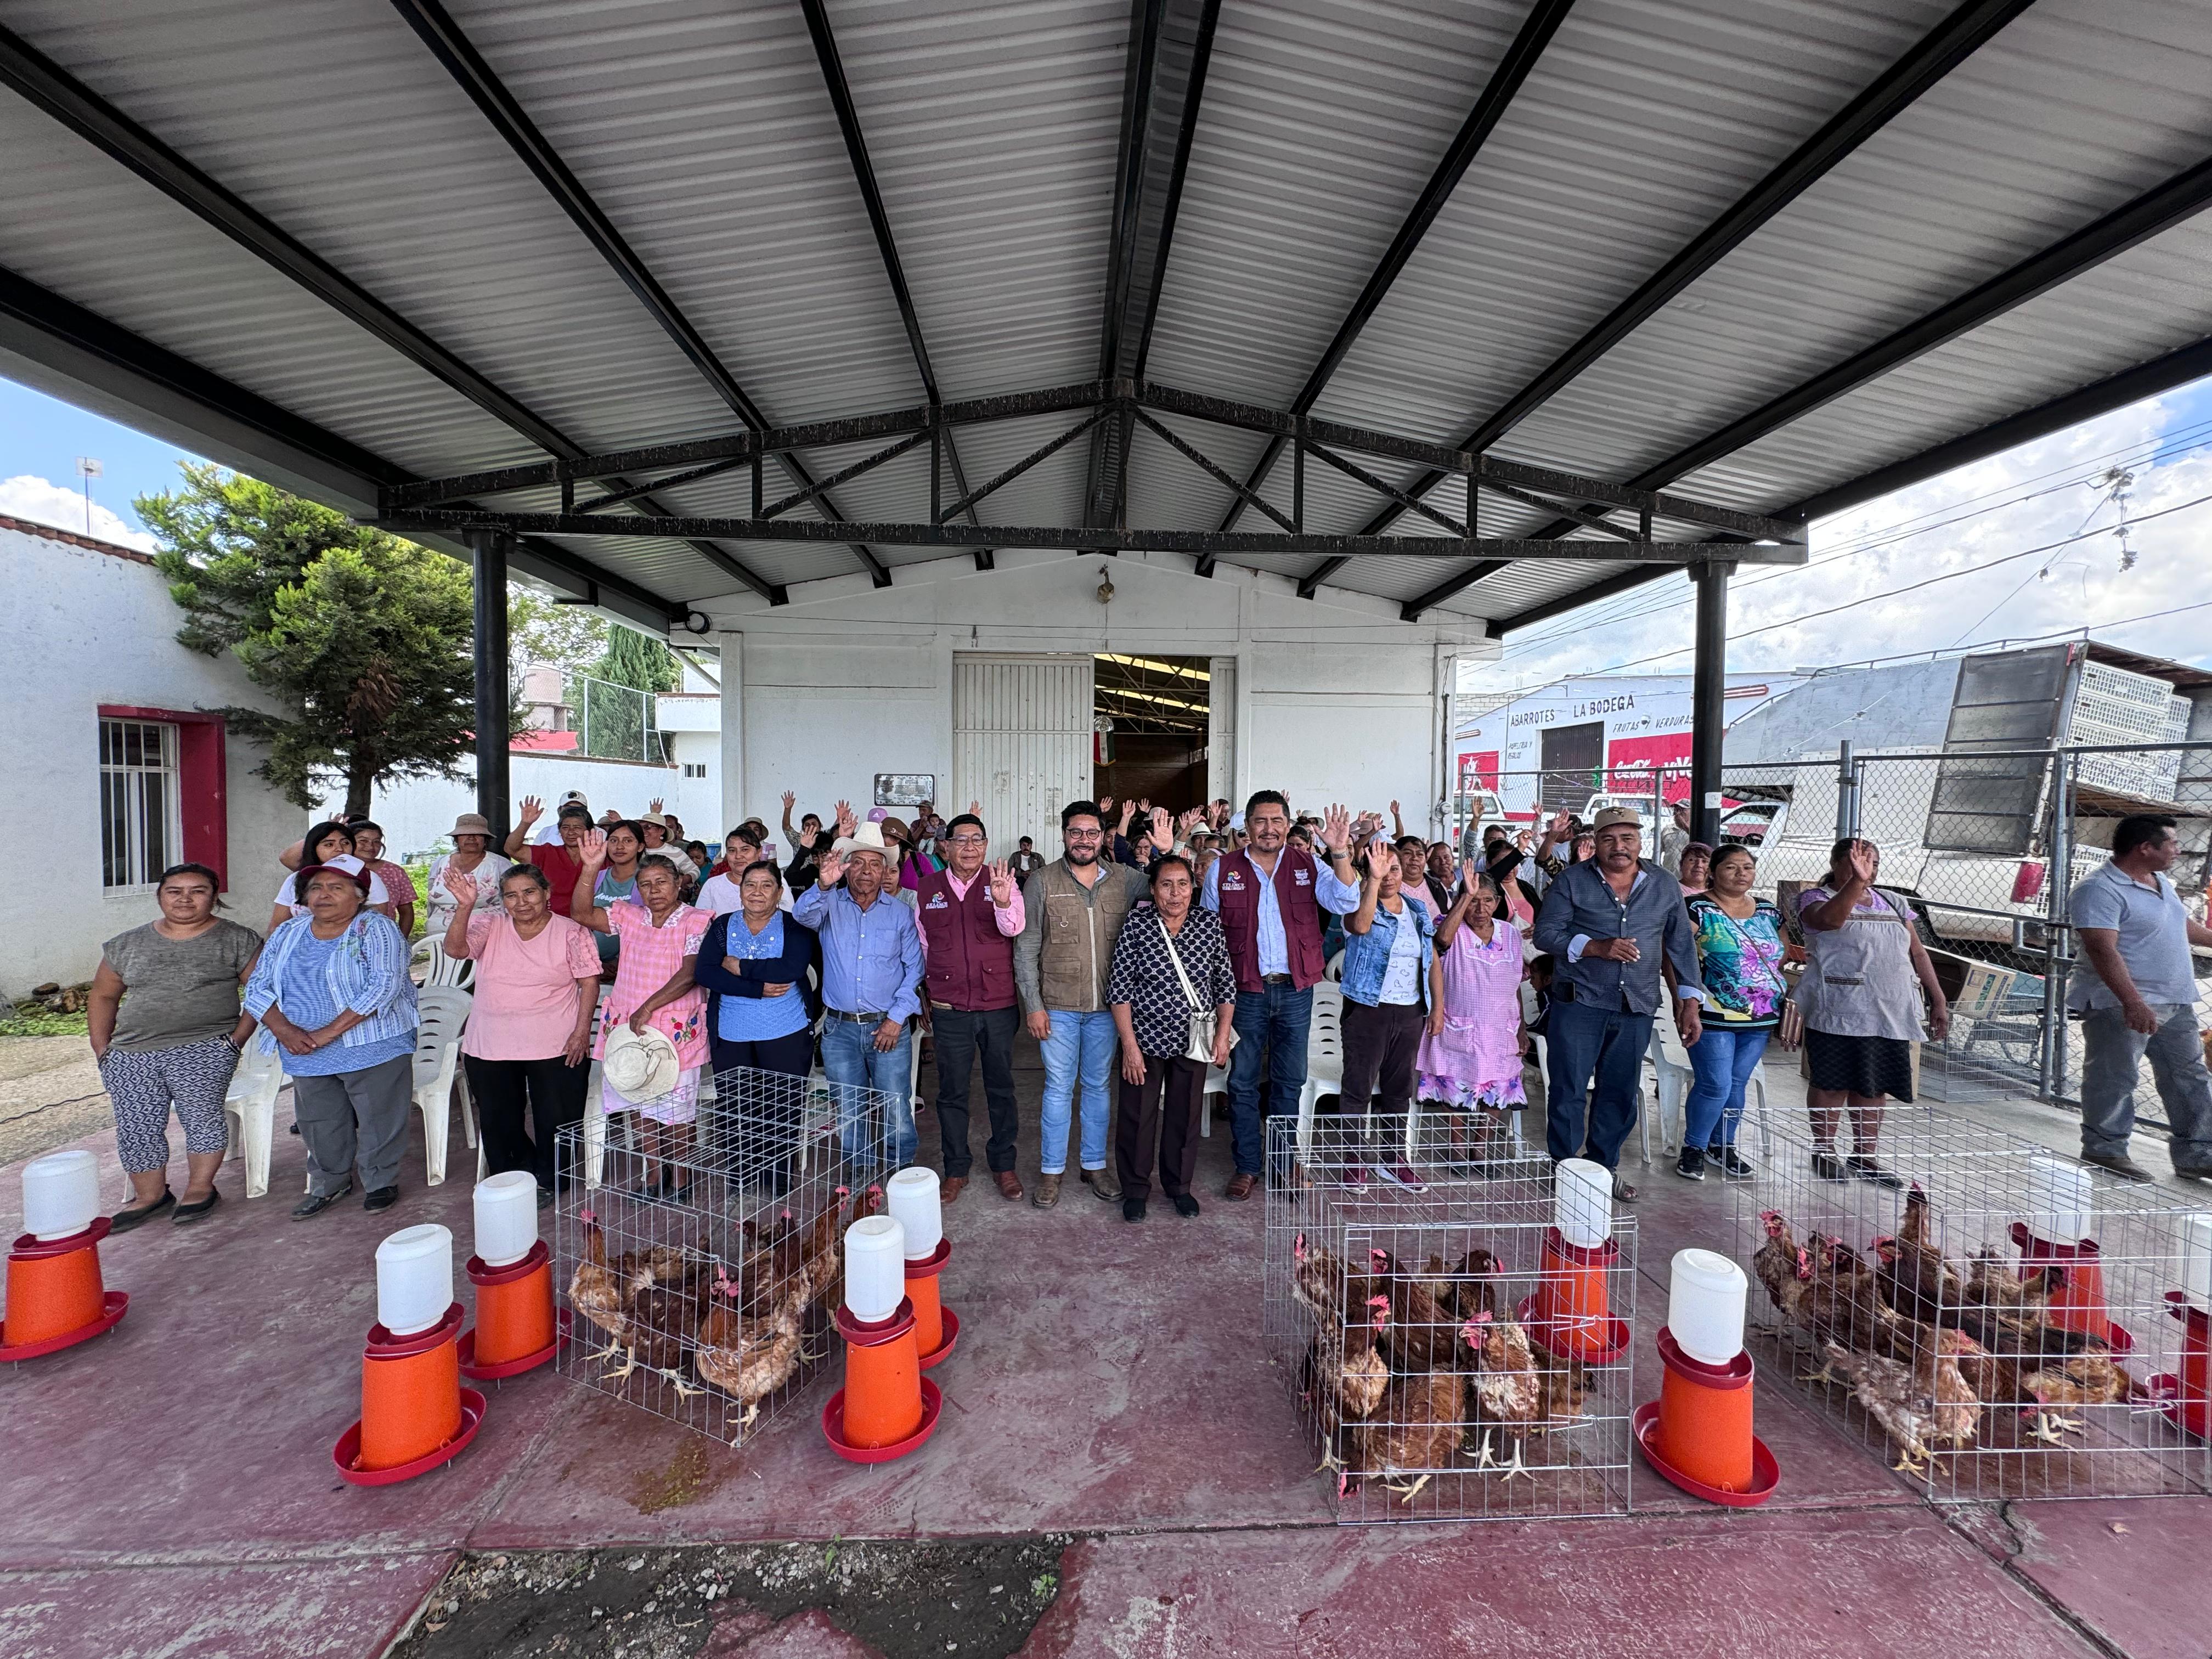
[1339,893,1435,1011]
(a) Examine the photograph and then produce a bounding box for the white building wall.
[699,550,1491,848]
[317,753,684,861]
[1,517,295,994]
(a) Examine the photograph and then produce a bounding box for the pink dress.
[595,899,710,1068]
[1416,918,1527,1109]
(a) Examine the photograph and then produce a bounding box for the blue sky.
[0,377,206,547]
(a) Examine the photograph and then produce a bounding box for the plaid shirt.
[243,911,418,1058]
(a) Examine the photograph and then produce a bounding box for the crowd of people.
[77,773,2212,1240]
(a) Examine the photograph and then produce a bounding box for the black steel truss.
[1212,0,1578,579]
[377,380,1805,573]
[0,20,787,607]
[386,0,891,589]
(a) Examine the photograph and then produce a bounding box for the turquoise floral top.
[1685,895,1786,1029]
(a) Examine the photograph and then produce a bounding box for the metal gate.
[952,654,1094,853]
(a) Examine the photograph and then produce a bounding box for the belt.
[1261,973,1295,985]
[825,1008,894,1025]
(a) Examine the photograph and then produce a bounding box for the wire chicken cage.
[551,1065,903,1445]
[1730,1107,2212,1500]
[1263,1114,1638,1523]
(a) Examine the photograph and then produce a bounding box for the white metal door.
[953,655,1094,853]
[1207,654,1237,805]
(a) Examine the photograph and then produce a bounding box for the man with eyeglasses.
[914,814,1026,1204]
[1014,800,1156,1209]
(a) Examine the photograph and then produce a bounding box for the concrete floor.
[1,1039,2206,1658]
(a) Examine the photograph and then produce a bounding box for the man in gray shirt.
[2067,813,2212,1181]
[1533,806,1704,1196]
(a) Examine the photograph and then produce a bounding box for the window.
[101,718,182,888]
[682,763,707,778]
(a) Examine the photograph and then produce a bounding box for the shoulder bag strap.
[1158,913,1204,1012]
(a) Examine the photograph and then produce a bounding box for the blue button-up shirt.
[792,883,924,1025]
[1200,852,1362,974]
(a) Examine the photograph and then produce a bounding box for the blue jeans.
[1039,1009,1116,1174]
[821,1018,917,1171]
[1684,1025,1770,1153]
[1544,996,1652,1170]
[1228,983,1312,1176]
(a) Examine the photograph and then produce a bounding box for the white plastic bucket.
[22,1150,100,1242]
[2182,1212,2212,1311]
[883,1166,942,1260]
[2027,1155,2095,1244]
[472,1171,539,1268]
[1555,1158,1612,1250]
[1669,1248,1748,1366]
[843,1215,907,1322]
[375,1223,454,1336]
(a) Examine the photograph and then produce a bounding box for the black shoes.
[1122,1197,1146,1223]
[172,1190,222,1224]
[1714,1149,1754,1181]
[1846,1155,1903,1189]
[292,1182,353,1219]
[1172,1193,1201,1218]
[1674,1149,1706,1182]
[363,1187,399,1212]
[1812,1151,1850,1182]
[109,1189,174,1232]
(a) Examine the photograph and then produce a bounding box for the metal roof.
[1,0,2208,633]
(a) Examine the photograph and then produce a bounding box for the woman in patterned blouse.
[1677,844,1787,1183]
[1105,854,1237,1223]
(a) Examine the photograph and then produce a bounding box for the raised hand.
[781,789,796,811]
[1390,798,1402,817]
[968,799,981,816]
[1365,835,1394,879]
[517,794,544,827]
[1150,806,1171,849]
[577,828,609,868]
[441,866,478,907]
[1547,810,1572,839]
[834,800,857,838]
[1097,794,1114,816]
[816,847,846,889]
[1177,807,1203,836]
[1118,798,1137,830]
[986,857,1015,907]
[1320,804,1352,853]
[1847,840,1878,886]
[649,797,664,814]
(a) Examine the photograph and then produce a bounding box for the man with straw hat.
[795,805,925,1171]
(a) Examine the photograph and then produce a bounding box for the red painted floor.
[2,1044,2204,1657]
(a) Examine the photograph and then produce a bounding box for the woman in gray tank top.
[1796,839,1950,1186]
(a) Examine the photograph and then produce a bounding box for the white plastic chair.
[1323,952,1344,983]
[424,945,475,990]
[221,1039,285,1198]
[1641,1001,1773,1163]
[410,986,473,1187]
[583,995,611,1189]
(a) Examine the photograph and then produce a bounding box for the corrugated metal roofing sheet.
[3,0,2210,620]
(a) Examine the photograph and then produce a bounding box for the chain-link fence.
[549,669,669,765]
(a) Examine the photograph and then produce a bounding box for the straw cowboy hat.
[603,1024,681,1100]
[832,821,896,862]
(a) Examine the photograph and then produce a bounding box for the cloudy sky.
[5,366,2211,681]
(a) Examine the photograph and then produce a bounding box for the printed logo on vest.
[1293,869,1310,886]
[925,893,950,910]
[1221,873,1245,891]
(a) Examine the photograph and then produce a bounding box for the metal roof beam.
[1210,0,1579,580]
[797,0,995,570]
[0,20,785,605]
[1402,149,2212,625]
[1085,0,1221,529]
[387,0,888,589]
[0,263,680,630]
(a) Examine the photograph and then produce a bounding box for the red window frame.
[97,706,229,889]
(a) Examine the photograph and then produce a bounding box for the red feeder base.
[332,1387,487,1486]
[0,1290,128,1362]
[459,1307,571,1381]
[1633,1402,1779,1507]
[1515,1293,1629,1365]
[822,1377,943,1464]
[917,1306,960,1370]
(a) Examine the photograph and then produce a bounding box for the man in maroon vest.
[915,813,1026,1204]
[1201,793,1363,1198]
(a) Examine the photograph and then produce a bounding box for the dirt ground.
[388,1537,1071,1659]
[0,1035,111,1169]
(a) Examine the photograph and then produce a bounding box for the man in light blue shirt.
[2067,814,2212,1181]
[794,820,924,1170]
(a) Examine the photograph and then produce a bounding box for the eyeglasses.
[946,833,986,845]
[1064,828,1104,840]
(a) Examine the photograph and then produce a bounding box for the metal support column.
[1835,739,1860,839]
[471,527,511,840]
[2040,748,2075,1102]
[1688,560,1733,845]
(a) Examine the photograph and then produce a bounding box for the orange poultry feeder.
[2010,1223,2132,1354]
[885,1166,958,1368]
[1529,1159,1628,1361]
[333,1225,486,1486]
[822,1215,942,1463]
[1634,1250,1778,1507]
[1,1152,128,1362]
[459,1172,564,1380]
[2151,1216,2211,1439]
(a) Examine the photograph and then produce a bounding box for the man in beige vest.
[1014,799,1153,1208]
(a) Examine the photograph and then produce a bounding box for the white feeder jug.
[375,1223,454,1337]
[843,1215,907,1322]
[2027,1155,2095,1244]
[22,1149,100,1242]
[1555,1157,1612,1250]
[1670,1248,1748,1366]
[2182,1211,2212,1311]
[883,1166,943,1260]
[472,1171,539,1268]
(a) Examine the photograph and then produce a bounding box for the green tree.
[142,464,484,814]
[508,583,608,676]
[595,625,680,694]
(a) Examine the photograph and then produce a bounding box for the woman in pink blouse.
[571,831,712,1200]
[441,863,601,1204]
